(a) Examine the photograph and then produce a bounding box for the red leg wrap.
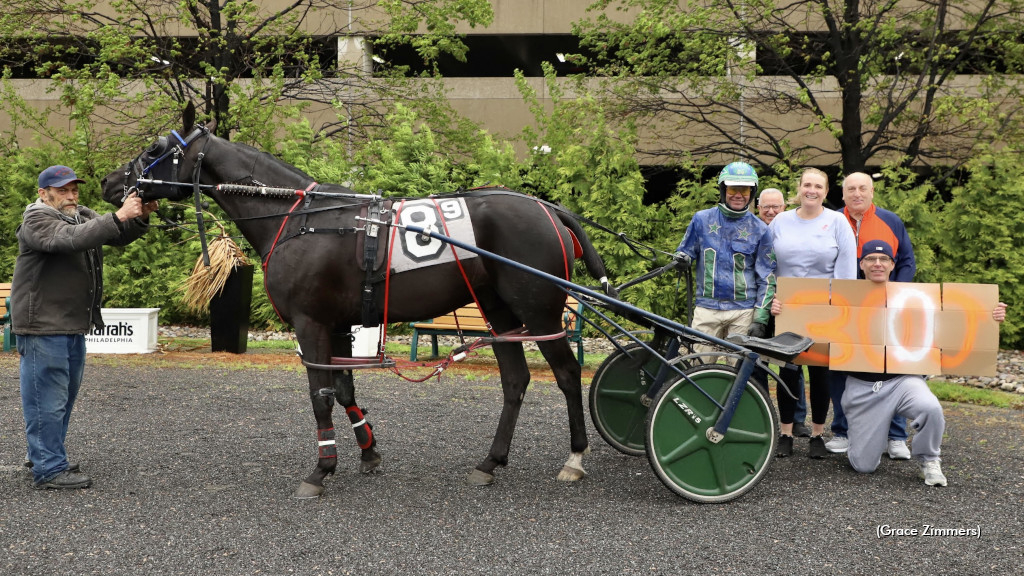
[317,427,338,459]
[345,405,375,450]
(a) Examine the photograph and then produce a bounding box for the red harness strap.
[262,182,317,323]
[536,201,572,282]
[386,198,576,382]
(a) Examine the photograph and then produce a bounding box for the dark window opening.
[370,34,592,78]
[1,35,338,80]
[756,31,1023,76]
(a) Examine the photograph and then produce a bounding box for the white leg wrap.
[564,452,585,473]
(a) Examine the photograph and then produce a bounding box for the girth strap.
[361,199,386,327]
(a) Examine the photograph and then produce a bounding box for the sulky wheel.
[644,364,778,503]
[588,341,667,456]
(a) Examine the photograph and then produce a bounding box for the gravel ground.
[1,353,1022,575]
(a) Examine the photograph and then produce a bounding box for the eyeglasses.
[759,204,785,211]
[862,255,893,264]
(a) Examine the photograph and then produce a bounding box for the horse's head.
[101,102,216,207]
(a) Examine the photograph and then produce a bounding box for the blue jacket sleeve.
[893,221,916,282]
[676,211,701,260]
[753,226,776,324]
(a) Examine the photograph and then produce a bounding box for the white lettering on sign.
[887,287,938,362]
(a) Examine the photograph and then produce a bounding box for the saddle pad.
[388,198,479,274]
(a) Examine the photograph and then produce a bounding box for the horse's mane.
[220,135,313,181]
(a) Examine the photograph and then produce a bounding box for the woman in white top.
[768,168,857,458]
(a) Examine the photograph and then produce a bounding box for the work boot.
[25,460,80,473]
[33,470,92,490]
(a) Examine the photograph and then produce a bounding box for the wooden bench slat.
[1,282,13,353]
[409,297,585,364]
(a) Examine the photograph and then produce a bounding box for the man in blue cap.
[12,165,158,489]
[838,239,1006,486]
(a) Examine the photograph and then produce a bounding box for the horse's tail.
[555,210,617,298]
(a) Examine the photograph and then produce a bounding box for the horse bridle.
[122,124,210,203]
[123,123,213,263]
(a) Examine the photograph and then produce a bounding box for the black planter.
[209,264,254,353]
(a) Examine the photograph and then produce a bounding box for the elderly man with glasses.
[756,188,787,226]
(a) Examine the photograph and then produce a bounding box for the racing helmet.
[717,161,758,215]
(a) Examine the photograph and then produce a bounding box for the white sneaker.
[887,439,911,460]
[919,459,947,486]
[825,435,849,453]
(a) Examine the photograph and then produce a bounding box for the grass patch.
[929,380,1024,410]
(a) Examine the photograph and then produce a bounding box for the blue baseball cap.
[861,239,895,261]
[38,165,86,189]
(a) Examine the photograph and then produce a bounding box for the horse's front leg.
[293,329,382,498]
[293,365,341,499]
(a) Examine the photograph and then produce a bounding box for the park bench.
[1,282,14,352]
[409,296,585,365]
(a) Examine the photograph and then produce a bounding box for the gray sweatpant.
[841,374,945,473]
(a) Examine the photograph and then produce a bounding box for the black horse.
[101,104,612,498]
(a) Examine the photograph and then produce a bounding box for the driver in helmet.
[674,161,776,351]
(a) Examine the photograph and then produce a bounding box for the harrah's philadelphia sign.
[84,308,159,354]
[88,321,135,341]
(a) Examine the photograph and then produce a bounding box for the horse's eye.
[145,136,169,157]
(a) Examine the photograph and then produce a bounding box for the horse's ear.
[183,102,195,132]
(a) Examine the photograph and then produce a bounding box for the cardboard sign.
[775,279,999,376]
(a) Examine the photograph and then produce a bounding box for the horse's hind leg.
[333,367,381,474]
[467,341,530,486]
[537,338,589,482]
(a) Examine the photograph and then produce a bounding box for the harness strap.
[191,141,212,267]
[262,182,317,322]
[429,197,496,337]
[537,201,572,282]
[360,200,384,327]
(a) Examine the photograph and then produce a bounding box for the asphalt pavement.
[1,355,1021,575]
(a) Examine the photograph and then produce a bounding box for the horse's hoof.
[292,481,325,499]
[466,468,495,486]
[557,465,586,482]
[359,456,382,474]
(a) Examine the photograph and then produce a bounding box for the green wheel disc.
[588,343,663,456]
[645,364,778,503]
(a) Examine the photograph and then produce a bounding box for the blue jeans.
[18,334,86,484]
[829,370,908,441]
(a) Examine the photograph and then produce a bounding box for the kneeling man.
[841,240,1007,486]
